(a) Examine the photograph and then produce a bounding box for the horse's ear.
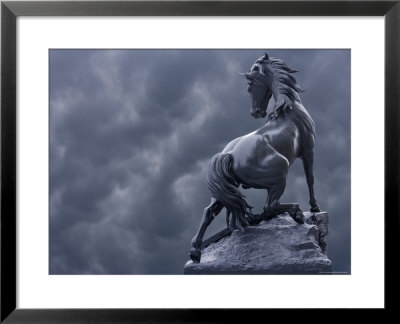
[239,72,252,80]
[263,52,269,60]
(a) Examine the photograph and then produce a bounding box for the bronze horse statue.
[190,53,321,263]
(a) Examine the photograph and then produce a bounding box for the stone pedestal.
[184,212,331,274]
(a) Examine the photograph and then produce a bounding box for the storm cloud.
[50,49,351,274]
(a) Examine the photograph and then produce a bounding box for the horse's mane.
[257,56,304,117]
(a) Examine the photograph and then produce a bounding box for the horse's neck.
[268,83,301,119]
[272,90,300,108]
[270,73,301,108]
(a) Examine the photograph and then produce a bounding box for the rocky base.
[184,212,331,274]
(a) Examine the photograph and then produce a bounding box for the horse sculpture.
[190,53,321,263]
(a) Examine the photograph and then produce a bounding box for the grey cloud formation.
[50,49,350,274]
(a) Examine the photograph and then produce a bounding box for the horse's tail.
[207,153,252,230]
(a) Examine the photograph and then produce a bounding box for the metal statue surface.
[190,53,321,263]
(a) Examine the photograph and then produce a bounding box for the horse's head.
[240,53,272,119]
[241,52,304,120]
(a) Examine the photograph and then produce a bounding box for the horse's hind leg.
[190,198,223,263]
[263,181,304,224]
[274,203,305,224]
[301,151,320,212]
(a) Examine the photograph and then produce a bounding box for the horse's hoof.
[248,218,260,226]
[292,211,305,224]
[310,206,321,213]
[190,247,201,263]
[310,201,321,213]
[246,213,261,225]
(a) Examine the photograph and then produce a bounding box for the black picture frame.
[1,0,398,321]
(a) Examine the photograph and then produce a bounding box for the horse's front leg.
[301,152,321,212]
[190,198,223,263]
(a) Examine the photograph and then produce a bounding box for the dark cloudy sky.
[49,49,351,274]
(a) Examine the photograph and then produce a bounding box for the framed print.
[1,0,399,321]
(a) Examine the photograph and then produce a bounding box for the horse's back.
[219,102,315,189]
[256,119,299,163]
[224,132,289,189]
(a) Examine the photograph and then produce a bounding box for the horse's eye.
[252,66,260,72]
